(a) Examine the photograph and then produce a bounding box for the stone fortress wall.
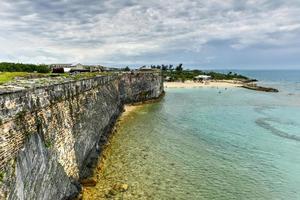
[0,72,164,200]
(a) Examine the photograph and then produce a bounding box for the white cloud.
[0,0,299,68]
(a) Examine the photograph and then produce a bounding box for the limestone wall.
[120,71,164,103]
[0,72,163,200]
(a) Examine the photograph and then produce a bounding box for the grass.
[0,171,4,182]
[45,139,52,148]
[0,71,116,85]
[0,72,29,84]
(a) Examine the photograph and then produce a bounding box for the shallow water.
[84,84,300,199]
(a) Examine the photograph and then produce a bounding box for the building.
[139,66,153,71]
[49,64,72,69]
[69,63,90,73]
[51,63,106,73]
[164,76,172,82]
[88,65,104,72]
[103,67,121,71]
[50,64,72,73]
[194,75,211,82]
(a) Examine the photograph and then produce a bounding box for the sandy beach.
[164,80,242,89]
[122,105,140,117]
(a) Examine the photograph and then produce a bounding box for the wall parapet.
[0,75,119,124]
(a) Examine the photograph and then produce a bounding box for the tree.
[175,63,183,72]
[0,62,50,73]
[162,65,168,71]
[124,66,130,71]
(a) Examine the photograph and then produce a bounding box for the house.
[139,66,153,71]
[49,64,72,69]
[69,63,90,73]
[164,76,172,82]
[50,64,72,73]
[51,63,105,73]
[88,65,104,72]
[103,67,121,71]
[194,75,211,82]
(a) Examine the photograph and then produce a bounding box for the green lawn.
[0,72,29,84]
[0,72,116,85]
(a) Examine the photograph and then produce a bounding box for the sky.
[0,0,300,69]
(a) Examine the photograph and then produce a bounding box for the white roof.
[70,63,83,67]
[63,68,71,72]
[195,75,211,79]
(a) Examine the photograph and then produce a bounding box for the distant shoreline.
[164,80,242,89]
[164,80,279,93]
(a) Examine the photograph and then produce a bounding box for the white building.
[194,75,211,82]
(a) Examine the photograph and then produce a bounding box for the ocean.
[85,70,300,200]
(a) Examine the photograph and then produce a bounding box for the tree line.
[139,63,184,72]
[139,63,249,82]
[0,62,50,73]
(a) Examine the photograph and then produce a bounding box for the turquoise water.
[87,71,300,199]
[217,70,300,95]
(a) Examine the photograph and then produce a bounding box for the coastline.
[164,80,279,93]
[78,92,166,199]
[164,80,242,89]
[81,104,143,200]
[78,76,298,199]
[122,105,141,117]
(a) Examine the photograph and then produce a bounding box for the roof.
[195,75,211,79]
[70,63,83,67]
[139,66,153,70]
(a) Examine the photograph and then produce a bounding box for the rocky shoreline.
[79,96,164,199]
[68,97,165,200]
[241,83,279,93]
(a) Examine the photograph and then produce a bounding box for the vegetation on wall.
[0,72,29,84]
[0,171,4,182]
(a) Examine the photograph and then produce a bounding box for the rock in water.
[112,183,129,192]
[80,178,97,187]
[120,183,129,192]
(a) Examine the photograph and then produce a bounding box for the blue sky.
[0,0,300,69]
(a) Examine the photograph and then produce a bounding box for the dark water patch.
[256,118,300,142]
[254,106,276,115]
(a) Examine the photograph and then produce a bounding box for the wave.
[256,118,300,142]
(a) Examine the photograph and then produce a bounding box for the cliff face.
[120,72,164,103]
[0,72,163,200]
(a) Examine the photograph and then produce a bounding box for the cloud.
[0,0,300,68]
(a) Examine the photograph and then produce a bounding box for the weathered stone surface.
[7,134,78,200]
[0,72,163,200]
[241,84,279,92]
[120,72,164,103]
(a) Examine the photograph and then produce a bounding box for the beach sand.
[122,105,140,117]
[164,80,242,89]
[82,105,141,199]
